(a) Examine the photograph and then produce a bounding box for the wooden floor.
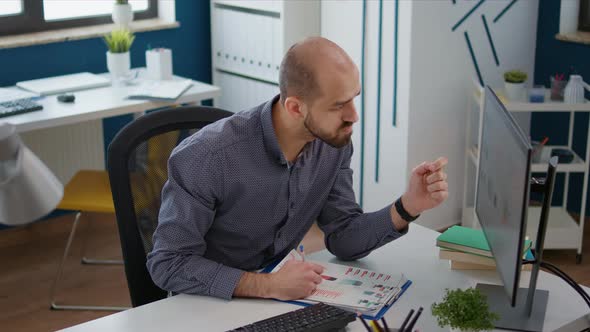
[1,214,589,331]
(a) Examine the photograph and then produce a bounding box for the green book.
[436,225,531,258]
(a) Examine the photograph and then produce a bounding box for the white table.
[60,224,590,332]
[2,70,221,182]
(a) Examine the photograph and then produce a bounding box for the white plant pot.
[564,75,585,103]
[112,3,133,27]
[504,82,526,101]
[106,51,130,80]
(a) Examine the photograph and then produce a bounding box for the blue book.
[261,250,412,320]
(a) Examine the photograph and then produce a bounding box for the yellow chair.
[49,170,129,311]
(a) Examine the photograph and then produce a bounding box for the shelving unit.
[462,81,590,263]
[210,0,320,112]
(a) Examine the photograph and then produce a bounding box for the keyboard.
[227,303,357,332]
[0,99,43,118]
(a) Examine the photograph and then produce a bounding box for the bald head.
[279,37,355,105]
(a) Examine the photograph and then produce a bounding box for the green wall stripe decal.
[452,0,486,31]
[481,14,499,66]
[360,0,367,206]
[493,0,518,23]
[392,0,399,127]
[375,0,383,183]
[464,31,484,86]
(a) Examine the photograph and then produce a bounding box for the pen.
[399,309,414,331]
[358,314,372,332]
[369,320,380,332]
[404,307,423,332]
[298,244,305,262]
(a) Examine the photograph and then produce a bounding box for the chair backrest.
[107,105,233,307]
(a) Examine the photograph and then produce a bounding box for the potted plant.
[104,28,135,81]
[504,69,528,101]
[112,0,133,27]
[431,287,499,332]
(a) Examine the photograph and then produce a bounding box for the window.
[579,0,590,32]
[0,0,157,37]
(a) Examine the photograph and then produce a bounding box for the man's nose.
[344,104,359,124]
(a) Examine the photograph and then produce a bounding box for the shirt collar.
[261,94,314,167]
[261,95,288,165]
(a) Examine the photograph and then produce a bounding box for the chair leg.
[80,212,124,265]
[50,212,130,311]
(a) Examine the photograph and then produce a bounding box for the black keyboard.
[0,99,43,118]
[227,303,357,332]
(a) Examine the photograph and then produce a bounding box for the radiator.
[19,120,105,184]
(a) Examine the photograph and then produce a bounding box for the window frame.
[0,0,158,37]
[579,0,590,32]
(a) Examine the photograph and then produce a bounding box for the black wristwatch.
[395,197,420,222]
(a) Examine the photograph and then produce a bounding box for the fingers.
[309,272,323,284]
[413,157,448,176]
[427,181,448,193]
[307,262,325,274]
[430,191,448,201]
[426,171,447,184]
[427,157,448,172]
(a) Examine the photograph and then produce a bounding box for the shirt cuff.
[209,264,245,300]
[373,203,408,241]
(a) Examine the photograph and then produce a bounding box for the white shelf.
[462,207,581,250]
[467,145,587,173]
[525,206,581,250]
[491,87,590,112]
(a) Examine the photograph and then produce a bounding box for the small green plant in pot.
[104,29,135,80]
[504,69,528,101]
[431,288,499,332]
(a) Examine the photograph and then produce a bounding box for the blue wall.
[0,1,211,228]
[533,0,590,215]
[0,0,212,153]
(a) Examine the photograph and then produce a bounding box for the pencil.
[405,307,423,331]
[399,309,414,331]
[358,314,372,332]
[298,244,305,261]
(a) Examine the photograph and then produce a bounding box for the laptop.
[17,72,110,95]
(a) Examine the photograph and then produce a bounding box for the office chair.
[107,105,233,307]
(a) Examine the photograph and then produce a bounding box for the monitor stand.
[476,283,548,332]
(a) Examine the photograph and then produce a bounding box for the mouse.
[57,94,75,103]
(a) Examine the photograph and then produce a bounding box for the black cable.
[540,261,590,303]
[539,262,590,309]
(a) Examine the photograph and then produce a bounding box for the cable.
[539,261,590,309]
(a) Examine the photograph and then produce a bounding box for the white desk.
[3,70,220,182]
[60,224,590,332]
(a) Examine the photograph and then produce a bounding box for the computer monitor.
[475,87,551,332]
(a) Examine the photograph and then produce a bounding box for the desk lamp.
[0,123,63,225]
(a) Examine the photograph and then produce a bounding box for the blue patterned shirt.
[147,95,406,300]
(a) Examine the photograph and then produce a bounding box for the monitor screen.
[476,87,532,306]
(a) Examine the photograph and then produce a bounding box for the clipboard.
[261,253,413,320]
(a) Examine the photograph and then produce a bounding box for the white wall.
[321,0,413,213]
[408,0,539,229]
[322,0,539,229]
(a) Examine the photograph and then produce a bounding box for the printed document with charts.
[266,249,412,319]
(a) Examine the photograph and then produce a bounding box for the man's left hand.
[402,157,449,216]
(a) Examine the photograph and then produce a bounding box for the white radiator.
[19,120,105,184]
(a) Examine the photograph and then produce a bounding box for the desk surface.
[60,224,590,332]
[5,70,221,133]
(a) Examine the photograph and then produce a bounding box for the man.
[147,37,448,301]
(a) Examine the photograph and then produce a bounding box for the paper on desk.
[270,249,407,314]
[0,88,40,103]
[126,79,193,101]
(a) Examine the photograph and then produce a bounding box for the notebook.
[262,249,412,320]
[16,72,110,95]
[126,79,193,101]
[436,225,532,258]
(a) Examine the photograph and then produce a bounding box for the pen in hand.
[298,244,305,262]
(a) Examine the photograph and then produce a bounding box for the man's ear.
[284,96,306,119]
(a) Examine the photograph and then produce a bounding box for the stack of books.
[436,225,533,271]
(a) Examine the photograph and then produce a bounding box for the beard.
[304,113,353,148]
